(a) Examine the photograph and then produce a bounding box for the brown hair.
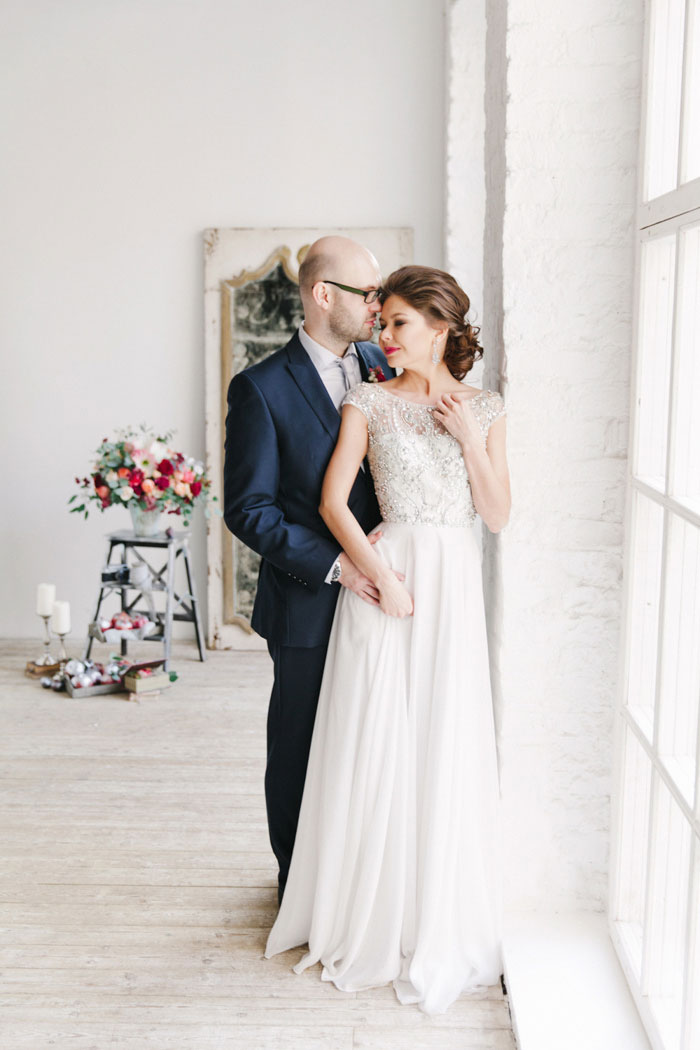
[379,265,483,381]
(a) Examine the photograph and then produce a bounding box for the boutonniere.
[367,366,386,383]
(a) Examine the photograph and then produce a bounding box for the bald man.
[223,236,393,905]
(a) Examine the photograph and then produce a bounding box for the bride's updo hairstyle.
[379,265,483,381]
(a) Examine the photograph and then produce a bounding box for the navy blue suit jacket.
[223,332,392,647]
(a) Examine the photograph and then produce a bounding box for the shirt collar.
[298,322,357,371]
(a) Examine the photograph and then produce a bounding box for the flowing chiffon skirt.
[264,521,504,1016]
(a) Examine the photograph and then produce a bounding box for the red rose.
[93,473,104,489]
[130,469,144,486]
[191,480,202,497]
[157,459,174,476]
[155,476,170,491]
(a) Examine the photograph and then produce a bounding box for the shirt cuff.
[325,557,340,585]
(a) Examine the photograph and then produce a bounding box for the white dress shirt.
[297,322,363,583]
[298,322,363,410]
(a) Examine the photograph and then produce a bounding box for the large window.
[609,2,700,1049]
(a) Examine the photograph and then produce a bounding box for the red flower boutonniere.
[367,366,386,383]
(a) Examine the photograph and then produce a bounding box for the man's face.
[326,257,382,344]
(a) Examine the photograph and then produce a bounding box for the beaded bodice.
[342,383,506,527]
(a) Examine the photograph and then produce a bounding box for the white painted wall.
[445,0,486,371]
[447,0,644,914]
[1,0,445,639]
[480,0,643,911]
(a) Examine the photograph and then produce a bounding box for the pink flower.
[142,478,155,494]
[182,469,195,484]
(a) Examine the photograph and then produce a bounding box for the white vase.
[129,503,163,537]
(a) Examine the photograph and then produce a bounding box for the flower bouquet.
[69,427,217,534]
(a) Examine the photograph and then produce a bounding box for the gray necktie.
[338,352,356,391]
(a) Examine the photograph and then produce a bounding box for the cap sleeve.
[341,382,373,420]
[483,390,506,428]
[470,389,506,438]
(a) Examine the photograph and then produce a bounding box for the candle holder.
[54,631,70,666]
[26,614,61,680]
[36,613,57,666]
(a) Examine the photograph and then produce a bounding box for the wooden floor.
[0,638,516,1050]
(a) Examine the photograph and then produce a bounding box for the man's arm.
[223,371,341,591]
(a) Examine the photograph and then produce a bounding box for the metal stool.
[84,529,206,671]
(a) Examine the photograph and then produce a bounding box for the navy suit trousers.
[265,639,329,906]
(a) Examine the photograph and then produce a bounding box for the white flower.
[106,471,118,485]
[119,486,134,501]
[149,440,169,462]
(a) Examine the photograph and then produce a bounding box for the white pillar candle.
[36,583,56,617]
[52,600,71,635]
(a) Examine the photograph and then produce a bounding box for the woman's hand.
[433,393,482,449]
[377,573,414,619]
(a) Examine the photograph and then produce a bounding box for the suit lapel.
[356,341,394,381]
[285,335,341,441]
[355,343,370,381]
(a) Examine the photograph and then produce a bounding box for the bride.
[264,264,511,1016]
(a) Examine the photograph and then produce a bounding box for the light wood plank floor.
[0,638,516,1050]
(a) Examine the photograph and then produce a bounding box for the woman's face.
[378,295,443,369]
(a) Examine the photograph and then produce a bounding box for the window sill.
[502,910,652,1050]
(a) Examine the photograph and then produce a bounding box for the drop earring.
[431,336,440,365]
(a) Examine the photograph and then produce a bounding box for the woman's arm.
[319,405,413,618]
[433,394,511,532]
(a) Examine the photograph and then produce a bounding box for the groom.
[223,235,393,905]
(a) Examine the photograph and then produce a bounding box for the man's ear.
[312,281,331,312]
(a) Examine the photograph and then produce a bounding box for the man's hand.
[338,532,405,607]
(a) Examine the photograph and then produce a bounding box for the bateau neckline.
[371,383,486,408]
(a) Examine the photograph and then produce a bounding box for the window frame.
[609,2,700,1049]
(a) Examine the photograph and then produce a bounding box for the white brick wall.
[448,0,643,911]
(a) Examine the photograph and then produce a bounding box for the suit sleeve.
[223,371,341,591]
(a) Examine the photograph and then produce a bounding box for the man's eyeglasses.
[322,279,381,304]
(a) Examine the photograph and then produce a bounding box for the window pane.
[658,514,700,805]
[626,492,665,736]
[644,775,692,1050]
[669,222,700,510]
[681,0,700,184]
[614,722,653,976]
[634,234,676,489]
[645,0,686,199]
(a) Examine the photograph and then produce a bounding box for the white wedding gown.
[264,382,506,1016]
